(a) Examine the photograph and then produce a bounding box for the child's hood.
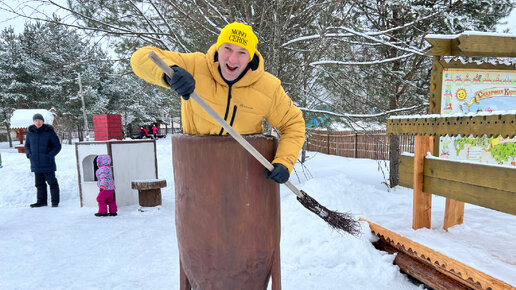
[97,154,112,167]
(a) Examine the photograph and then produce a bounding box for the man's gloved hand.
[165,66,195,100]
[264,163,290,184]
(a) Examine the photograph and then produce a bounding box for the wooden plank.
[424,37,452,56]
[399,154,414,188]
[457,34,516,58]
[424,158,516,193]
[443,198,465,231]
[387,114,516,138]
[425,33,516,57]
[424,176,516,215]
[429,56,443,116]
[413,135,433,230]
[400,155,516,193]
[399,155,516,215]
[361,218,516,290]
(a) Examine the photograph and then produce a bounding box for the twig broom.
[148,51,360,236]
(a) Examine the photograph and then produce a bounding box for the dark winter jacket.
[25,124,61,173]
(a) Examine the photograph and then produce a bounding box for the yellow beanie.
[216,22,258,61]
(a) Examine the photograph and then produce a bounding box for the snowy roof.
[426,30,516,39]
[425,31,516,57]
[10,109,55,129]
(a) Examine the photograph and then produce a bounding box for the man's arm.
[131,46,196,88]
[266,85,306,173]
[25,134,31,159]
[47,131,61,157]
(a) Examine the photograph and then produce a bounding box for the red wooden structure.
[93,114,123,141]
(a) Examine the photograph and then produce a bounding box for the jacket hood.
[97,154,112,167]
[28,124,55,133]
[205,44,265,88]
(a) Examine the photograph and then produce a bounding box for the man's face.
[34,119,44,128]
[218,43,250,81]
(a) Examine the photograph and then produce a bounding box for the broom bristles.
[297,190,361,236]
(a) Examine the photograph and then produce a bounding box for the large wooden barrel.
[172,134,281,290]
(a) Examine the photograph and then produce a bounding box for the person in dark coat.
[25,113,62,208]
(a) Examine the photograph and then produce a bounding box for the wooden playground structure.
[363,32,516,289]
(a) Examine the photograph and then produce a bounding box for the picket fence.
[306,129,415,160]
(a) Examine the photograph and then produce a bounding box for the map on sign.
[439,68,516,166]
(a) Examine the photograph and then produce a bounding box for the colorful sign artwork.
[440,68,516,166]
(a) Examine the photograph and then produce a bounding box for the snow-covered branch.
[310,53,414,66]
[299,103,429,119]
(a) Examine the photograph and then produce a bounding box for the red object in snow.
[93,114,122,141]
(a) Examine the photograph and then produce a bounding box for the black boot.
[95,213,109,217]
[108,212,117,216]
[30,203,48,208]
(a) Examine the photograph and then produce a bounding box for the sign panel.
[440,68,516,166]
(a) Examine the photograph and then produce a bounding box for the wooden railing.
[399,153,516,216]
[388,113,516,230]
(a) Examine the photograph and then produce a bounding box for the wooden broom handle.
[147,51,304,198]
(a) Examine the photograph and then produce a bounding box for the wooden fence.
[306,129,415,160]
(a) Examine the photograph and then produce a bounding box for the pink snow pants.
[96,189,117,214]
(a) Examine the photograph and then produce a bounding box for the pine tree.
[0,27,29,147]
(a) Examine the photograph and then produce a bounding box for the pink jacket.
[96,154,115,190]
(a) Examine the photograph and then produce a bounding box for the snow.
[1,137,514,289]
[10,109,55,129]
[426,31,516,38]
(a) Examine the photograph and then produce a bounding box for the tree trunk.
[2,112,13,148]
[388,8,401,188]
[389,134,400,187]
[6,123,13,148]
[68,128,73,144]
[301,141,307,164]
[77,124,83,142]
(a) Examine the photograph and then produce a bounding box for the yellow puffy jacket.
[131,44,305,172]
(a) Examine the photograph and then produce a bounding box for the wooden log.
[131,179,167,190]
[362,218,516,290]
[131,179,166,207]
[372,240,474,290]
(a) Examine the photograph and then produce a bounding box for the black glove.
[165,66,195,100]
[264,163,290,184]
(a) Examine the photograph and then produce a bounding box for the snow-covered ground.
[0,137,514,290]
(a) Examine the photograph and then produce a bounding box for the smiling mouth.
[226,64,238,72]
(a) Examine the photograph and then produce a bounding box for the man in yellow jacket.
[131,22,305,183]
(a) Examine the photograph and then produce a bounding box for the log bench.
[131,179,166,207]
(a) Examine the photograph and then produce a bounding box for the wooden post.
[413,135,434,230]
[443,199,465,230]
[327,133,330,154]
[354,133,358,158]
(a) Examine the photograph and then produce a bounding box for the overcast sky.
[0,0,70,33]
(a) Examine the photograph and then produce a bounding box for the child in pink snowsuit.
[95,154,117,217]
